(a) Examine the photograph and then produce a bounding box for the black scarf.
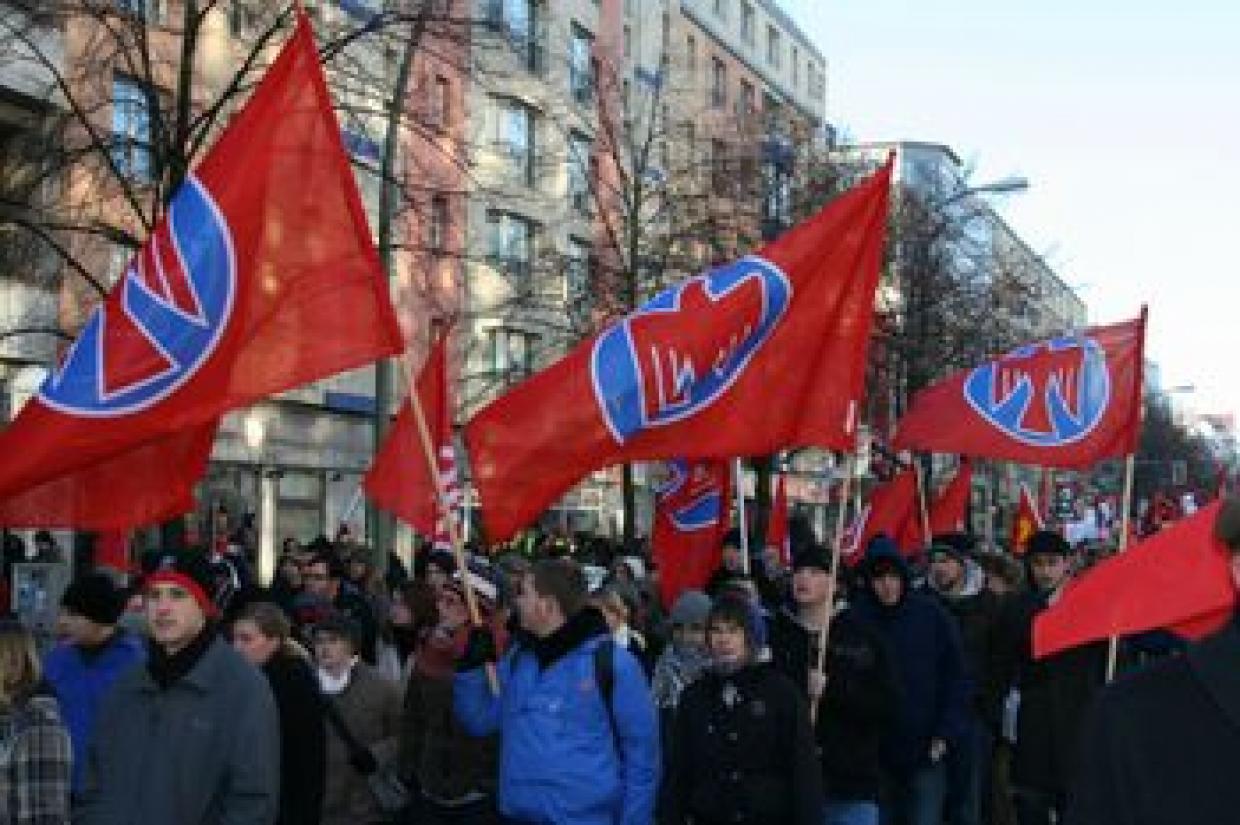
[530,607,609,670]
[147,623,217,690]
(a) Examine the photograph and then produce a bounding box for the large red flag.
[1033,501,1237,658]
[767,473,790,565]
[893,311,1146,468]
[364,334,457,538]
[651,459,731,608]
[843,468,921,563]
[1010,483,1044,555]
[466,163,892,542]
[928,459,972,536]
[0,12,403,529]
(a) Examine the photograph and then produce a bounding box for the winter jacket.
[262,651,326,825]
[768,607,898,802]
[1000,587,1107,797]
[0,692,72,825]
[399,626,498,804]
[853,549,970,777]
[321,663,402,825]
[42,629,145,793]
[664,662,824,825]
[1066,611,1240,825]
[454,607,660,825]
[929,559,1007,731]
[77,632,280,825]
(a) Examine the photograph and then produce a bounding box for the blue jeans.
[825,800,880,825]
[880,760,948,825]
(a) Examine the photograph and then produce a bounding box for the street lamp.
[944,175,1030,206]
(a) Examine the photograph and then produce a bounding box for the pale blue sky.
[781,0,1240,416]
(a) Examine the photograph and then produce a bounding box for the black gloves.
[456,625,498,672]
[348,746,378,775]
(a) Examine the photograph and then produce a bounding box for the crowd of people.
[0,507,1234,825]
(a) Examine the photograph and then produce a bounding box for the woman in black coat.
[233,601,327,825]
[665,596,824,825]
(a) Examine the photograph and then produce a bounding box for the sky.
[780,0,1240,417]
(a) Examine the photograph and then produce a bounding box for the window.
[568,132,592,216]
[623,78,631,115]
[229,2,257,36]
[713,0,727,21]
[112,75,154,181]
[482,327,537,378]
[686,35,696,72]
[567,237,591,300]
[496,0,540,72]
[792,46,800,88]
[711,138,727,194]
[740,3,754,45]
[710,57,726,108]
[623,24,631,58]
[429,195,448,253]
[487,211,536,288]
[661,12,670,53]
[117,0,163,22]
[739,79,754,115]
[431,75,450,129]
[494,98,537,186]
[569,24,593,104]
[767,25,781,68]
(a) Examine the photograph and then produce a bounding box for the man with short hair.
[43,573,146,796]
[454,558,659,825]
[77,550,279,824]
[298,551,378,663]
[1066,498,1240,824]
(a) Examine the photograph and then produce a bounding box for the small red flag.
[844,467,921,563]
[893,311,1146,469]
[364,334,457,539]
[1010,483,1044,555]
[0,12,402,529]
[928,459,972,536]
[464,164,892,543]
[651,459,731,608]
[767,474,790,565]
[1033,501,1237,658]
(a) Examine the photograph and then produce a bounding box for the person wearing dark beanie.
[43,573,146,795]
[75,551,280,824]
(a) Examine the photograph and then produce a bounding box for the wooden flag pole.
[1105,453,1138,681]
[401,354,499,695]
[811,450,855,726]
[913,457,932,550]
[735,458,751,576]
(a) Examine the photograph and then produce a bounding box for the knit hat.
[791,544,833,574]
[1025,529,1071,558]
[142,550,219,617]
[669,590,712,627]
[61,574,127,626]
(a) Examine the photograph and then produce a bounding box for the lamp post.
[244,410,277,587]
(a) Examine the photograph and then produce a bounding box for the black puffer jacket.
[665,662,824,825]
[263,651,326,825]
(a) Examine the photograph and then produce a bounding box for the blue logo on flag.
[655,460,724,532]
[591,256,791,444]
[40,175,237,417]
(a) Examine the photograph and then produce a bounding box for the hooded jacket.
[853,542,970,777]
[928,556,1007,730]
[454,607,660,825]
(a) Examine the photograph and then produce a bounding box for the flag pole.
[735,458,751,576]
[913,456,932,551]
[1105,452,1137,681]
[401,350,499,695]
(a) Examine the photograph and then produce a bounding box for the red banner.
[928,459,972,536]
[651,459,731,608]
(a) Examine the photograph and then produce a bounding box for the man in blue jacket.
[853,537,970,825]
[43,572,146,796]
[454,557,660,825]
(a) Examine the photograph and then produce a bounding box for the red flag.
[0,12,402,530]
[893,311,1146,468]
[1033,501,1237,658]
[651,459,731,608]
[928,459,972,536]
[767,474,790,565]
[364,334,458,539]
[844,468,921,563]
[1010,483,1044,555]
[465,164,892,542]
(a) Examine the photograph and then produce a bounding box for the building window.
[229,1,257,36]
[568,132,592,216]
[429,195,448,253]
[567,237,591,301]
[569,24,593,104]
[623,78,631,115]
[494,0,540,73]
[112,75,154,181]
[710,57,726,109]
[713,0,727,21]
[482,327,537,378]
[487,211,536,289]
[740,2,754,45]
[623,24,631,58]
[711,138,727,195]
[117,0,164,22]
[791,46,800,88]
[494,97,537,187]
[767,25,781,68]
[739,79,754,115]
[431,75,450,129]
[686,35,696,72]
